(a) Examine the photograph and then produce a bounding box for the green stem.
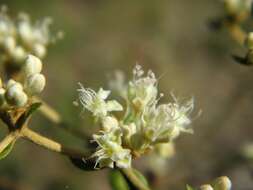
[121,168,151,190]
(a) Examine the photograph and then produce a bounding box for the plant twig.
[121,168,151,190]
[21,127,90,159]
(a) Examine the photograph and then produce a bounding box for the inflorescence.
[0,6,62,66]
[0,54,45,109]
[77,65,195,169]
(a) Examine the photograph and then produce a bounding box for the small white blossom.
[77,83,123,118]
[92,129,131,168]
[143,97,194,143]
[128,65,158,111]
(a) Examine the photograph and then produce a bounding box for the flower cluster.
[0,6,62,65]
[0,54,45,109]
[77,65,195,169]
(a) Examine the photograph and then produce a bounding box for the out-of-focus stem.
[34,97,61,124]
[34,97,90,140]
[121,168,151,190]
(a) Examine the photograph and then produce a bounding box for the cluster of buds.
[77,65,195,169]
[223,0,252,22]
[0,5,62,65]
[199,176,232,190]
[0,54,45,109]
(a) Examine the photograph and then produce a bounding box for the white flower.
[143,97,194,143]
[128,65,158,111]
[92,129,132,168]
[77,83,123,118]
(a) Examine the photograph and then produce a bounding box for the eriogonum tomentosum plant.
[0,6,62,66]
[77,65,195,169]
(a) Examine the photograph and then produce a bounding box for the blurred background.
[0,0,253,189]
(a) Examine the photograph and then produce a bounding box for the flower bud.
[200,184,214,190]
[12,46,26,62]
[23,54,42,76]
[102,116,119,132]
[18,21,32,43]
[5,84,28,107]
[3,36,16,53]
[6,79,23,90]
[213,176,232,190]
[33,44,46,58]
[155,143,175,158]
[24,73,46,95]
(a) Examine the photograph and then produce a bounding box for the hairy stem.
[121,168,151,190]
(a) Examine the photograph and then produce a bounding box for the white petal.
[106,100,123,111]
[97,88,110,100]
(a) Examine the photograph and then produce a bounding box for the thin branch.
[21,127,90,159]
[121,168,151,190]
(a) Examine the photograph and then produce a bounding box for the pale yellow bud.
[24,73,46,95]
[200,184,214,190]
[101,116,119,132]
[33,44,46,58]
[5,84,28,107]
[18,21,32,43]
[213,176,232,190]
[23,54,42,76]
[12,46,26,62]
[3,36,16,53]
[155,143,175,158]
[6,79,23,90]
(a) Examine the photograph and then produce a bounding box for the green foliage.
[109,170,130,190]
[0,140,15,160]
